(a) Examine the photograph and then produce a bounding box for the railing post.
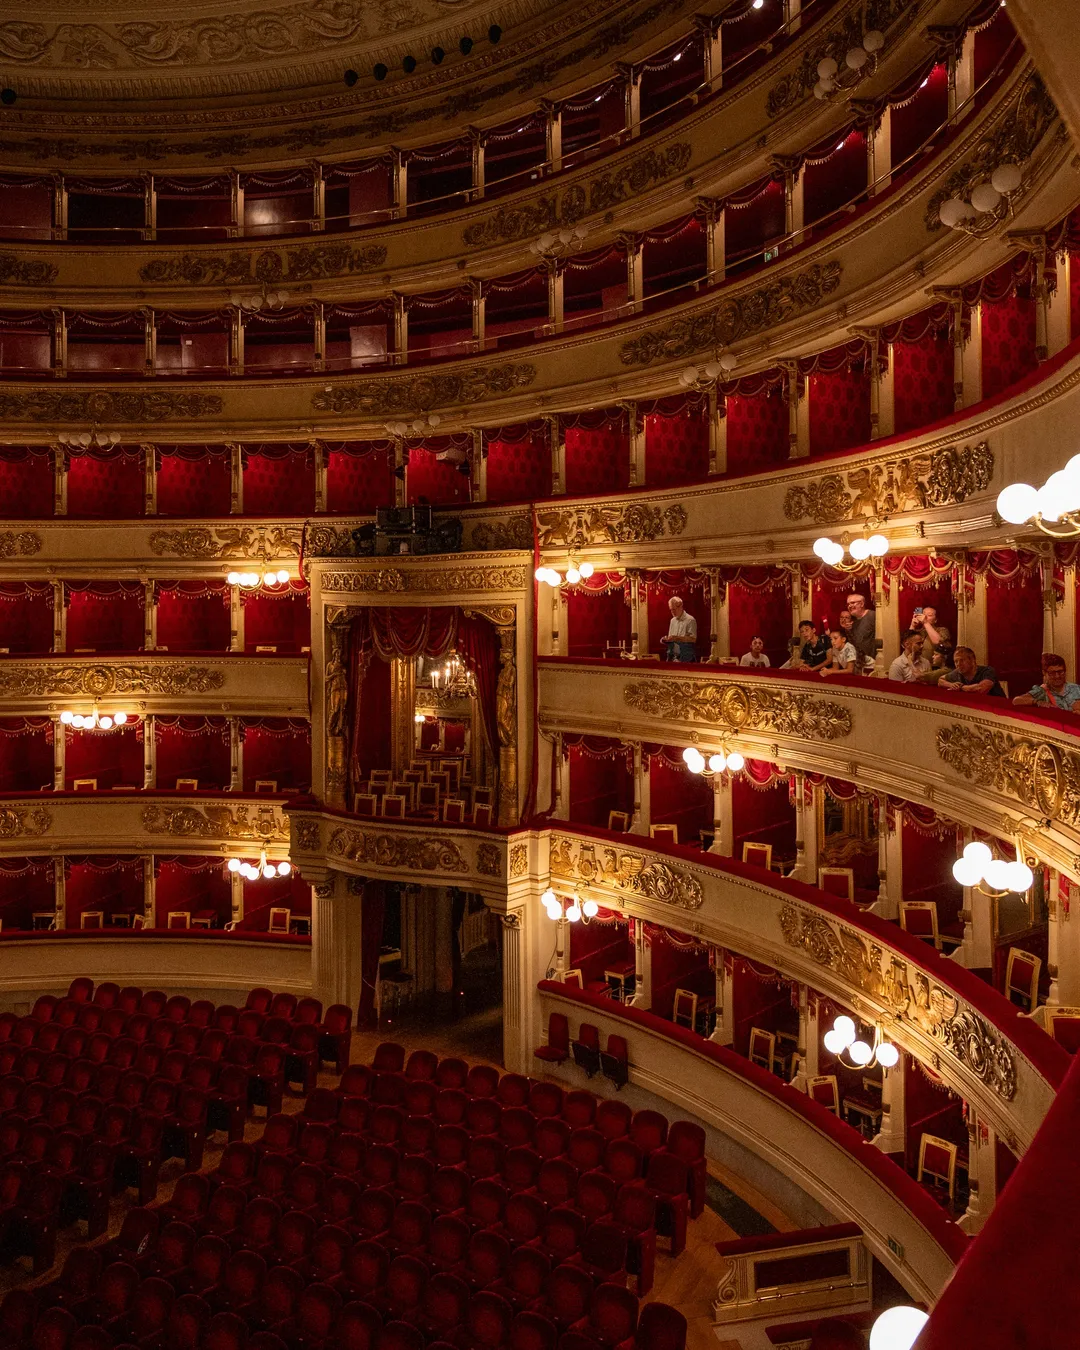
[542,100,562,173]
[694,15,723,91]
[549,416,565,495]
[230,717,243,790]
[872,1047,906,1154]
[144,715,155,789]
[144,859,156,926]
[630,742,650,835]
[960,1109,996,1235]
[468,127,486,201]
[54,720,65,791]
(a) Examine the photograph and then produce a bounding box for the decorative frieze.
[509,843,529,878]
[550,833,704,910]
[326,826,470,873]
[470,516,533,552]
[937,723,1075,823]
[0,532,42,559]
[536,502,686,548]
[0,664,224,698]
[313,365,535,416]
[0,806,51,839]
[139,242,387,286]
[142,802,288,842]
[294,819,321,854]
[322,564,528,594]
[783,441,994,523]
[0,256,58,287]
[477,843,503,877]
[149,525,302,560]
[618,262,842,367]
[624,679,852,741]
[0,390,223,422]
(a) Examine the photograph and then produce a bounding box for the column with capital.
[469,278,485,353]
[392,293,409,366]
[545,258,564,336]
[499,909,530,1072]
[709,569,728,661]
[542,100,562,172]
[869,797,902,921]
[630,743,651,836]
[324,611,353,811]
[616,233,644,315]
[468,127,486,200]
[695,196,725,283]
[708,774,733,856]
[549,417,565,495]
[959,1109,997,1235]
[621,401,645,487]
[615,63,640,139]
[871,1048,906,1155]
[694,15,722,89]
[390,149,408,219]
[709,951,734,1044]
[311,872,365,1016]
[627,570,646,656]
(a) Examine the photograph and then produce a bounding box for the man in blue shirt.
[1013,653,1080,711]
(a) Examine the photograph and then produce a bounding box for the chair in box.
[443,798,466,823]
[254,780,277,794]
[1049,1008,1080,1053]
[473,803,493,827]
[73,779,98,791]
[393,782,417,812]
[741,841,772,870]
[808,1075,840,1115]
[473,786,494,808]
[748,1026,776,1074]
[817,867,855,901]
[900,900,960,953]
[167,912,191,930]
[409,759,429,778]
[382,794,406,820]
[80,911,104,930]
[369,769,393,786]
[671,989,697,1030]
[1005,947,1041,1012]
[353,793,376,817]
[533,1013,569,1065]
[917,1132,958,1203]
[608,811,630,833]
[267,908,291,935]
[417,782,440,814]
[650,824,678,844]
[571,1023,601,1078]
[176,779,199,792]
[841,1075,884,1138]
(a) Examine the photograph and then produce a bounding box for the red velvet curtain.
[67,452,145,519]
[724,178,785,269]
[808,368,872,454]
[154,717,230,790]
[0,860,54,931]
[647,929,712,1020]
[895,575,957,640]
[724,391,788,474]
[326,445,395,513]
[157,450,232,517]
[457,615,500,763]
[567,589,631,658]
[154,858,231,928]
[0,452,52,518]
[0,719,53,792]
[0,584,53,653]
[900,819,962,934]
[351,653,392,782]
[891,335,955,434]
[568,915,631,986]
[242,589,310,653]
[566,739,633,828]
[981,293,1038,401]
[889,63,949,171]
[65,725,144,790]
[730,960,794,1057]
[64,859,144,928]
[66,584,144,652]
[243,448,316,515]
[486,432,551,503]
[802,130,867,227]
[984,560,1043,694]
[731,774,796,857]
[727,580,792,666]
[156,584,230,652]
[242,719,311,792]
[810,574,872,633]
[407,447,470,505]
[646,751,712,845]
[644,410,709,488]
[564,424,627,496]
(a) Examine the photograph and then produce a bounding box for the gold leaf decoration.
[476,842,503,877]
[0,390,222,421]
[470,515,533,552]
[783,441,994,523]
[294,819,321,853]
[0,806,51,839]
[149,525,302,560]
[0,532,42,559]
[0,664,224,698]
[142,802,288,842]
[0,256,58,286]
[624,678,852,741]
[322,565,527,593]
[326,826,469,873]
[619,262,841,367]
[509,843,528,878]
[536,502,686,548]
[937,723,1076,823]
[313,365,535,416]
[139,241,387,286]
[549,834,703,910]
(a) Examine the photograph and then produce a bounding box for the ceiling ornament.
[0,532,43,559]
[937,723,1075,824]
[623,678,853,741]
[536,502,686,549]
[0,806,52,839]
[783,441,994,524]
[549,833,704,910]
[470,515,533,551]
[618,261,842,367]
[0,255,58,287]
[0,390,222,422]
[766,0,916,118]
[313,364,535,416]
[149,524,302,560]
[142,802,288,842]
[925,73,1058,232]
[326,825,470,873]
[321,564,528,593]
[0,663,224,698]
[138,241,388,287]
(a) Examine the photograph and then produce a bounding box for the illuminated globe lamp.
[228,569,290,588]
[681,745,745,777]
[822,1013,899,1069]
[60,708,131,731]
[533,561,596,587]
[869,1306,929,1350]
[938,161,1024,234]
[997,453,1080,536]
[952,840,1033,896]
[227,851,293,882]
[541,887,598,924]
[813,28,884,99]
[812,534,889,569]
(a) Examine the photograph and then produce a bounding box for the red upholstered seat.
[252,1266,301,1330]
[405,1049,438,1081]
[570,1282,639,1348]
[635,1303,687,1350]
[534,1117,571,1160]
[510,1310,559,1350]
[234,1197,281,1258]
[429,1213,471,1271]
[245,989,273,1014]
[372,1042,406,1073]
[431,1165,469,1215]
[207,1063,249,1139]
[500,1245,552,1308]
[180,1236,229,1297]
[533,1015,570,1066]
[644,1151,690,1255]
[318,1006,352,1075]
[543,1263,593,1330]
[465,1178,508,1231]
[335,1301,381,1350]
[414,1271,470,1341]
[337,1240,389,1303]
[463,1229,511,1289]
[337,1065,373,1100]
[466,1096,502,1137]
[661,1120,707,1218]
[503,1144,542,1192]
[630,1110,668,1155]
[435,1057,468,1089]
[496,1073,531,1107]
[403,1079,437,1117]
[600,1035,629,1090]
[464,1290,514,1349]
[434,1089,468,1126]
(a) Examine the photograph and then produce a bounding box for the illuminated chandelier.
[227,849,292,881]
[534,560,595,586]
[681,745,745,777]
[227,569,292,588]
[951,840,1033,896]
[813,29,885,100]
[812,533,889,569]
[997,456,1080,537]
[541,887,599,925]
[937,162,1023,238]
[823,1014,899,1069]
[429,652,475,698]
[60,708,133,731]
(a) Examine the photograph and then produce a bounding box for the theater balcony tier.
[0,0,1000,295]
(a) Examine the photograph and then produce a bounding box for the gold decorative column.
[495,624,518,825]
[391,657,417,779]
[325,609,353,810]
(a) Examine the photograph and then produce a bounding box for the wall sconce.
[952,840,1033,896]
[60,709,132,731]
[997,454,1080,536]
[681,745,745,776]
[938,162,1023,236]
[813,29,885,100]
[228,570,291,588]
[812,534,889,568]
[228,850,292,881]
[822,1014,899,1068]
[534,561,596,586]
[541,887,598,924]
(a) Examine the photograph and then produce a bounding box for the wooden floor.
[0,1004,798,1350]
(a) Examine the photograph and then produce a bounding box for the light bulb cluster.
[952,840,1033,894]
[534,561,596,587]
[227,569,291,588]
[812,534,889,567]
[229,288,290,311]
[681,746,745,776]
[228,852,293,882]
[813,29,884,99]
[822,1015,899,1069]
[997,454,1080,535]
[60,709,131,731]
[386,413,442,438]
[529,226,588,257]
[678,352,738,386]
[938,162,1023,230]
[541,887,599,924]
[57,430,122,449]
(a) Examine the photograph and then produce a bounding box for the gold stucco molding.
[536,502,686,548]
[937,722,1076,824]
[624,678,852,742]
[142,802,288,842]
[0,806,52,839]
[322,564,528,593]
[0,390,223,422]
[0,663,225,698]
[0,532,43,559]
[149,525,302,560]
[313,364,535,416]
[550,833,704,910]
[139,241,388,286]
[326,825,470,873]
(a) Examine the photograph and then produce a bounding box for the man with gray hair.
[662,596,697,663]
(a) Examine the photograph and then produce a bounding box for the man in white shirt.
[663,596,698,662]
[739,637,770,668]
[888,630,932,683]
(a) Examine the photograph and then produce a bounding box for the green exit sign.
[887,1236,905,1260]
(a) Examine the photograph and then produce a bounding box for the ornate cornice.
[783,441,994,524]
[326,825,470,873]
[139,241,388,287]
[536,502,686,548]
[937,723,1076,824]
[0,664,225,698]
[550,832,703,909]
[780,902,1017,1101]
[0,390,222,422]
[142,802,288,842]
[469,514,534,552]
[0,532,43,559]
[322,563,528,593]
[624,678,852,741]
[0,255,58,287]
[618,261,842,367]
[149,524,303,561]
[0,806,52,840]
[313,364,535,416]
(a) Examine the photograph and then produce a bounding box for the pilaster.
[708,774,733,856]
[872,1050,906,1155]
[631,742,650,835]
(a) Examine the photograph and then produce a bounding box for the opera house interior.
[0,0,1078,1345]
